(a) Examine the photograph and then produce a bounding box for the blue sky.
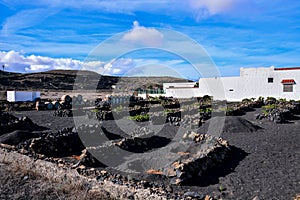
[0,0,300,80]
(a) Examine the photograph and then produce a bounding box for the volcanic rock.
[73,149,105,168]
[29,127,85,157]
[0,111,44,135]
[162,133,231,185]
[0,130,41,145]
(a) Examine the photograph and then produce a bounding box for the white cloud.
[81,58,136,75]
[0,0,171,14]
[102,58,136,75]
[0,50,196,78]
[188,0,235,15]
[122,21,164,47]
[28,64,51,71]
[0,50,138,75]
[1,8,57,35]
[0,50,82,73]
[0,0,255,27]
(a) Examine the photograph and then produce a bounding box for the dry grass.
[0,162,113,200]
[0,149,114,200]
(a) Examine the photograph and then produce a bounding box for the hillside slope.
[0,70,191,91]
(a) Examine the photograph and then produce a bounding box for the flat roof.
[281,79,295,84]
[275,67,300,71]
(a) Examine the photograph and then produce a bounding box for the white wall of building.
[198,77,240,101]
[7,91,40,102]
[163,82,196,91]
[165,88,201,99]
[198,67,300,101]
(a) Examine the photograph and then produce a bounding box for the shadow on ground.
[183,146,248,187]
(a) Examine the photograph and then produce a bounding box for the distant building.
[198,66,300,101]
[7,91,40,102]
[163,82,200,99]
[139,66,300,101]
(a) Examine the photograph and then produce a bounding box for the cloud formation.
[0,50,137,75]
[0,50,194,78]
[122,21,164,47]
[0,50,82,73]
[188,0,235,15]
[1,8,58,35]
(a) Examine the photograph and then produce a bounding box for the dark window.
[283,84,293,92]
[229,89,234,91]
[268,78,273,83]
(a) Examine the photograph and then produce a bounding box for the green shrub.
[266,97,277,104]
[278,98,287,103]
[129,114,150,122]
[202,95,212,102]
[262,104,276,110]
[112,105,124,113]
[91,108,100,113]
[262,104,276,115]
[257,96,264,102]
[199,107,212,113]
[242,98,252,103]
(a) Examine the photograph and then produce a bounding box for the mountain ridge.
[0,69,192,91]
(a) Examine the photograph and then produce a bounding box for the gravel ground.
[182,110,300,199]
[1,108,300,199]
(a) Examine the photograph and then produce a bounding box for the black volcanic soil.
[1,108,299,199]
[184,110,300,199]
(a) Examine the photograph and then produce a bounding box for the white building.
[163,82,196,91]
[163,82,201,99]
[139,66,300,101]
[198,66,300,101]
[7,91,40,102]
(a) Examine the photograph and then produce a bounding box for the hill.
[0,70,191,91]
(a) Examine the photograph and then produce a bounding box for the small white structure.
[164,82,201,98]
[138,93,166,99]
[198,66,300,101]
[163,82,196,91]
[7,91,40,102]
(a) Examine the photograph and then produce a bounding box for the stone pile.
[285,101,300,114]
[199,98,265,119]
[95,100,111,110]
[53,108,73,117]
[161,132,230,185]
[199,110,211,121]
[0,130,41,146]
[226,100,259,116]
[72,149,104,168]
[28,127,85,157]
[226,106,247,116]
[0,111,42,135]
[166,111,181,126]
[256,99,300,123]
[87,110,114,121]
[256,108,292,123]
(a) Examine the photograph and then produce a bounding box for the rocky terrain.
[0,96,299,199]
